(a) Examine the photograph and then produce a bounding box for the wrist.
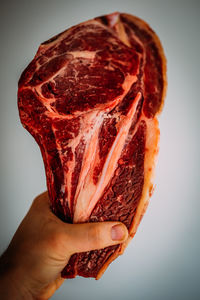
[0,251,33,300]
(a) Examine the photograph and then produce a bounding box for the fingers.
[62,221,129,255]
[32,191,129,255]
[36,276,65,300]
[31,191,50,211]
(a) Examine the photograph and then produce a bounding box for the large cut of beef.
[18,12,167,279]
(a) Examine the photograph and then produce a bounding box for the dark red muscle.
[18,12,167,279]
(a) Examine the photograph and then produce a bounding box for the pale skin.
[0,192,128,299]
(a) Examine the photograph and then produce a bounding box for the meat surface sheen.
[18,12,167,279]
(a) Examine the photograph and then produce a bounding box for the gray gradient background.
[0,0,199,299]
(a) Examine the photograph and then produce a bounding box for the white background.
[0,0,199,299]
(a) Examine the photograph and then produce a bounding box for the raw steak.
[18,12,167,279]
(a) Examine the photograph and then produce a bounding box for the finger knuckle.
[47,230,64,250]
[89,225,103,248]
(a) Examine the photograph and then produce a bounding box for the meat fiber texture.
[18,12,167,279]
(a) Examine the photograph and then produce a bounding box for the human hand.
[0,192,128,299]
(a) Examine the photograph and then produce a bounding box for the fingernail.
[111,224,126,241]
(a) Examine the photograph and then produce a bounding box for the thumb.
[63,221,129,255]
